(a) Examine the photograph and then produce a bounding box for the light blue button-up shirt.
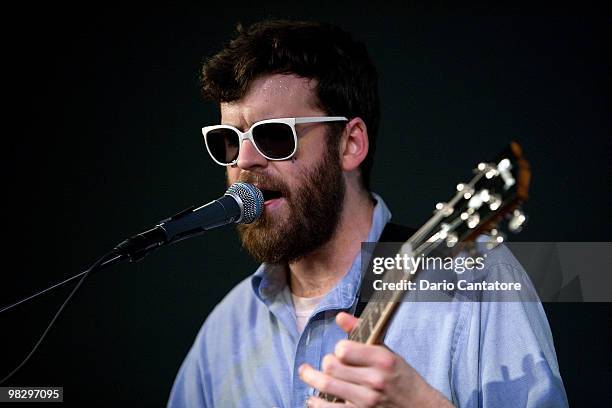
[168,194,568,407]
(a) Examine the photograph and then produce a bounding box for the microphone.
[114,182,264,261]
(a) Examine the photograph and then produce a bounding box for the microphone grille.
[225,182,264,224]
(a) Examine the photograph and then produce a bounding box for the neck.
[288,184,374,297]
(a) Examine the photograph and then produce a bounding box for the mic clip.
[114,227,167,262]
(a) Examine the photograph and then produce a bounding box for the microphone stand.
[0,227,208,384]
[0,250,128,384]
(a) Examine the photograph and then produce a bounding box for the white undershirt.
[290,292,325,333]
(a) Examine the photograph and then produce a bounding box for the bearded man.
[168,20,567,407]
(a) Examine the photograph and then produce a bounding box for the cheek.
[272,162,305,189]
[296,135,329,169]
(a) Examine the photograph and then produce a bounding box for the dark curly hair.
[201,20,380,190]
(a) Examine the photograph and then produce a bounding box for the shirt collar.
[251,193,392,311]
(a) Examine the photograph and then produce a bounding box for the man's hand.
[298,312,453,407]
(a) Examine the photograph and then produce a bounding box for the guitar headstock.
[413,141,531,255]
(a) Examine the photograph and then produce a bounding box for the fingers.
[336,312,359,333]
[334,340,397,370]
[321,353,389,391]
[299,363,380,406]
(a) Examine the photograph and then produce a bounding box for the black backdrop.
[2,5,610,406]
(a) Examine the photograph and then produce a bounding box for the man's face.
[222,74,346,264]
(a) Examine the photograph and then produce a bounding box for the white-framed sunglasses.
[202,116,348,166]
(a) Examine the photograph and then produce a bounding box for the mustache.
[235,171,292,198]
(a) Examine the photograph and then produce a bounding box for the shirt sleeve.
[167,333,210,408]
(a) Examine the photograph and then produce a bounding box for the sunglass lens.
[252,123,295,159]
[206,128,239,164]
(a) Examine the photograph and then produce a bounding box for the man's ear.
[340,117,369,172]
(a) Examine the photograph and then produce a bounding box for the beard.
[233,137,346,265]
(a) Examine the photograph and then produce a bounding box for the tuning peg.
[497,158,511,171]
[508,209,527,233]
[486,228,506,250]
[488,194,502,211]
[466,213,480,229]
[462,186,475,200]
[435,202,454,216]
[445,232,459,248]
[476,162,499,179]
[497,158,516,189]
[468,189,496,210]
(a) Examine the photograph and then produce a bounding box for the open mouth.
[261,188,283,204]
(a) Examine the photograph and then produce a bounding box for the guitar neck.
[349,294,403,344]
[348,235,439,345]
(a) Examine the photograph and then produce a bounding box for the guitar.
[317,141,531,402]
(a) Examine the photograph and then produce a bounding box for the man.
[168,20,567,407]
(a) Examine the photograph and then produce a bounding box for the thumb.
[336,311,360,333]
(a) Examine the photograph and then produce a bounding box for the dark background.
[2,4,610,406]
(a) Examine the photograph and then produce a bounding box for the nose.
[236,139,268,170]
